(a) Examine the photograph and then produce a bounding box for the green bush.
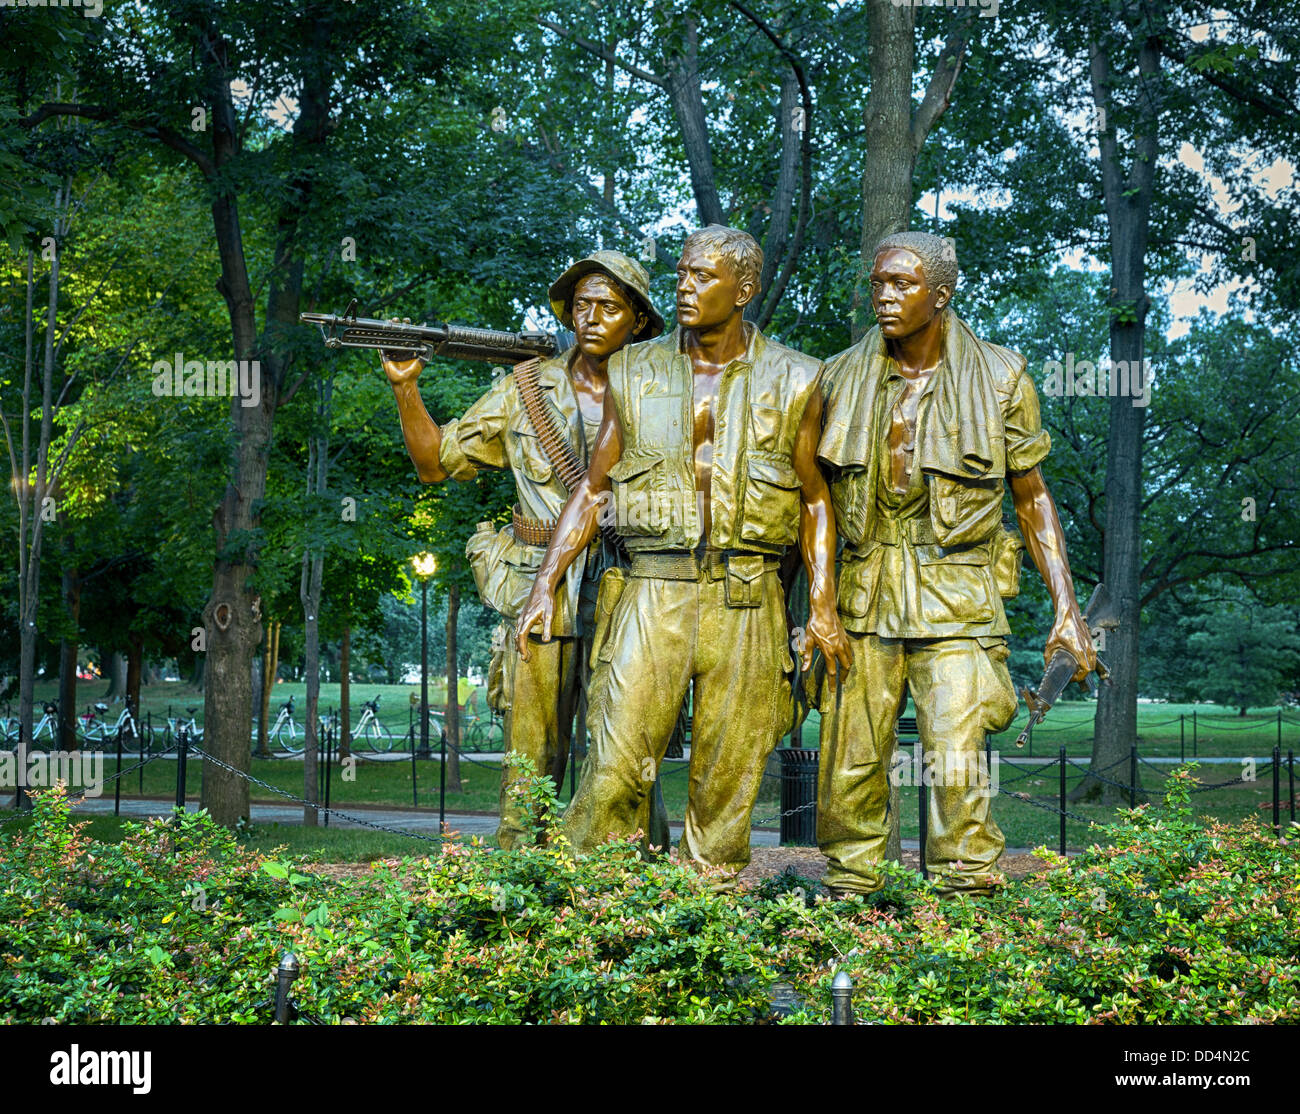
[1,767,1297,1024]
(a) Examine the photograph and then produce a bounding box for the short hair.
[681,224,763,291]
[873,231,959,295]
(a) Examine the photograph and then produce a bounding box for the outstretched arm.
[1008,465,1097,681]
[514,389,624,658]
[793,388,852,679]
[382,352,447,483]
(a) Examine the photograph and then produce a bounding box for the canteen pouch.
[991,522,1024,599]
[724,554,766,609]
[590,567,627,668]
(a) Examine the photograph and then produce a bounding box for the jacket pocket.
[607,451,668,537]
[915,542,995,625]
[928,474,1003,546]
[991,524,1024,599]
[836,548,881,619]
[739,451,801,545]
[509,426,554,485]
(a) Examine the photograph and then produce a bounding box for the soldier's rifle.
[1014,582,1119,747]
[300,300,567,365]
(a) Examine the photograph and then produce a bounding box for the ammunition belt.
[511,505,556,547]
[513,357,626,556]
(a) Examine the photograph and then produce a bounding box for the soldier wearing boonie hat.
[381,250,671,851]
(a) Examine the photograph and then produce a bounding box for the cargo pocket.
[466,524,534,620]
[589,567,627,668]
[607,451,667,538]
[724,555,766,609]
[977,636,1019,734]
[740,452,801,545]
[929,475,1003,546]
[916,543,996,625]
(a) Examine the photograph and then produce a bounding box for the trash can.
[777,747,819,846]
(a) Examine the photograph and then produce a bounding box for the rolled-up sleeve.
[438,375,513,480]
[1004,369,1051,474]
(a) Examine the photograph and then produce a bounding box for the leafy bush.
[1,768,1297,1024]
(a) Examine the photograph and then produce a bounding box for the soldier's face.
[676,247,752,330]
[571,274,643,359]
[869,249,948,339]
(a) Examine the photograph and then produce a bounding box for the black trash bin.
[777,747,819,846]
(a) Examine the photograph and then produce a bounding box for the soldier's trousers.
[498,628,668,851]
[817,634,1018,894]
[564,566,793,877]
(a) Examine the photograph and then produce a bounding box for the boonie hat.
[549,250,664,341]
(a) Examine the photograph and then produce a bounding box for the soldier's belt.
[869,516,939,546]
[511,505,556,547]
[629,550,780,581]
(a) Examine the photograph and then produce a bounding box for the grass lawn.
[6,681,1297,860]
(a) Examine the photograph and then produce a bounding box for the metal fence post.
[175,726,189,814]
[275,953,299,1025]
[1193,710,1197,757]
[1290,750,1295,826]
[1059,746,1066,856]
[1129,745,1137,808]
[831,971,854,1026]
[1179,715,1185,764]
[323,720,332,828]
[141,711,149,794]
[917,771,928,880]
[114,726,123,816]
[410,732,418,808]
[1273,745,1281,836]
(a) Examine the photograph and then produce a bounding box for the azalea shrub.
[1,767,1296,1024]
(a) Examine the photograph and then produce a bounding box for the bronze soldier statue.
[382,251,671,851]
[816,231,1096,896]
[517,225,851,884]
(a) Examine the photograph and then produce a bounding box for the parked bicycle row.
[0,693,505,754]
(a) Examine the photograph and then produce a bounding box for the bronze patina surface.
[815,231,1096,896]
[517,226,851,883]
[383,251,670,850]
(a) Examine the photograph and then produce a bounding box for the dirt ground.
[307,845,1062,890]
[734,845,1060,888]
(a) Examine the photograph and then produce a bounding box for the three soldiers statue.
[384,226,1095,896]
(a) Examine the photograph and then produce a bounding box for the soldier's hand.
[381,319,426,384]
[1046,605,1097,683]
[515,587,555,661]
[804,606,852,682]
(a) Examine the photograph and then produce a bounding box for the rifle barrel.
[299,311,559,364]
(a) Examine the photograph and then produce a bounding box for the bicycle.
[349,696,395,753]
[3,702,61,747]
[79,702,148,751]
[262,695,301,753]
[164,706,204,743]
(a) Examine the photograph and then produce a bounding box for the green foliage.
[4,768,1297,1024]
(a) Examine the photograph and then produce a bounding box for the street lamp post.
[413,554,438,759]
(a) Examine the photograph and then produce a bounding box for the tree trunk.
[339,624,352,759]
[301,557,323,825]
[444,583,463,792]
[299,376,330,825]
[854,0,917,340]
[663,15,725,229]
[57,565,80,751]
[102,651,128,701]
[126,632,143,747]
[1076,27,1159,803]
[256,619,279,757]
